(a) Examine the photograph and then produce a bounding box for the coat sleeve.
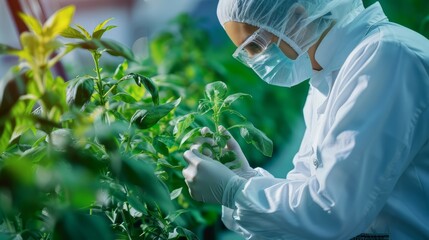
[221,39,429,240]
[221,92,315,236]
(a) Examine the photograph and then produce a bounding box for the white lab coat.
[222,2,429,239]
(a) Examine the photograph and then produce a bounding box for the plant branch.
[92,51,105,106]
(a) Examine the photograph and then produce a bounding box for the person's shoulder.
[355,23,429,63]
[336,22,429,91]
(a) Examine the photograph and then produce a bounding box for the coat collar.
[309,2,389,96]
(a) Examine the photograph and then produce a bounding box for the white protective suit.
[220,2,429,240]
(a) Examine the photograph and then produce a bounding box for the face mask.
[233,29,313,87]
[247,43,313,87]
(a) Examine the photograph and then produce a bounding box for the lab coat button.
[313,158,319,168]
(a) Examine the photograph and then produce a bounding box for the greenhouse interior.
[0,0,428,239]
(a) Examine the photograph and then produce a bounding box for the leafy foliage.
[0,5,313,240]
[174,81,273,165]
[0,6,203,240]
[145,14,309,167]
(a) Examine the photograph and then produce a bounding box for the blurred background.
[0,0,428,239]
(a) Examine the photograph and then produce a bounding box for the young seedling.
[174,81,273,165]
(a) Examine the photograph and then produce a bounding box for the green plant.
[0,6,299,240]
[174,81,273,165]
[0,6,197,240]
[145,14,308,168]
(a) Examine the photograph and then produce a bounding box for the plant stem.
[125,132,132,152]
[103,77,126,99]
[92,51,105,106]
[212,99,222,157]
[47,48,73,69]
[120,208,133,240]
[33,68,45,97]
[103,84,117,99]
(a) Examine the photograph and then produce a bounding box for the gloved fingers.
[189,143,202,152]
[224,161,243,171]
[201,127,213,136]
[225,161,242,170]
[184,148,214,165]
[189,143,214,158]
[182,166,194,182]
[192,131,215,155]
[192,136,215,158]
[184,182,199,201]
[201,147,213,157]
[194,136,215,146]
[218,125,241,151]
[183,149,201,166]
[191,149,215,162]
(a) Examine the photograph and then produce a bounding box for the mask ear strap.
[276,22,303,55]
[275,5,304,54]
[277,16,289,46]
[276,36,283,46]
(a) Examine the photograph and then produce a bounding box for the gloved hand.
[190,127,216,157]
[191,126,260,179]
[217,126,260,179]
[182,149,246,208]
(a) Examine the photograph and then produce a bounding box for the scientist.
[182,0,429,239]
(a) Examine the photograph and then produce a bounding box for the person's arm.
[221,100,315,236]
[224,39,429,239]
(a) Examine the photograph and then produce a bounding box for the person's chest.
[301,71,340,175]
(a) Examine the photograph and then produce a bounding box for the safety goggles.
[232,28,274,67]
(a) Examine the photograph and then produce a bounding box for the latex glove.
[217,126,260,179]
[182,149,246,208]
[190,127,216,157]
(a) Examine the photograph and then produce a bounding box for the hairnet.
[217,0,364,53]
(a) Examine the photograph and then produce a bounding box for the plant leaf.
[111,92,136,104]
[18,13,42,35]
[43,6,75,39]
[0,44,19,55]
[113,60,128,80]
[61,26,87,40]
[197,100,212,113]
[131,98,181,129]
[53,210,114,240]
[66,76,95,107]
[173,113,195,137]
[92,26,117,39]
[130,109,147,125]
[222,109,247,121]
[222,93,251,108]
[115,157,171,208]
[155,135,176,148]
[20,32,39,57]
[70,39,135,61]
[128,195,148,215]
[240,123,273,157]
[170,187,182,200]
[219,151,237,164]
[175,227,199,240]
[94,18,114,32]
[0,71,29,118]
[153,136,169,156]
[44,39,64,56]
[121,73,159,105]
[205,81,227,102]
[75,24,91,39]
[180,127,201,147]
